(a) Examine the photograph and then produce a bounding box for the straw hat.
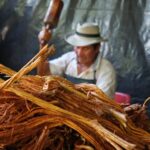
[65,22,107,46]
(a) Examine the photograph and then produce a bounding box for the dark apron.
[64,71,96,84]
[64,57,97,84]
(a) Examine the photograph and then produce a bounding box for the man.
[38,22,116,98]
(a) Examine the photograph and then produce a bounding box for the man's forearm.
[37,60,51,76]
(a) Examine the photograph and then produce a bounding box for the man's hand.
[38,27,52,47]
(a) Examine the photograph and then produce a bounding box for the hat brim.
[65,33,107,46]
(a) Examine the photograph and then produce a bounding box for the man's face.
[74,44,100,66]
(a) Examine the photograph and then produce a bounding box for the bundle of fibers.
[0,73,149,149]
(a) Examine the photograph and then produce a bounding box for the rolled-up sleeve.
[49,52,75,76]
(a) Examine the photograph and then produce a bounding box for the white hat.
[65,22,107,46]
